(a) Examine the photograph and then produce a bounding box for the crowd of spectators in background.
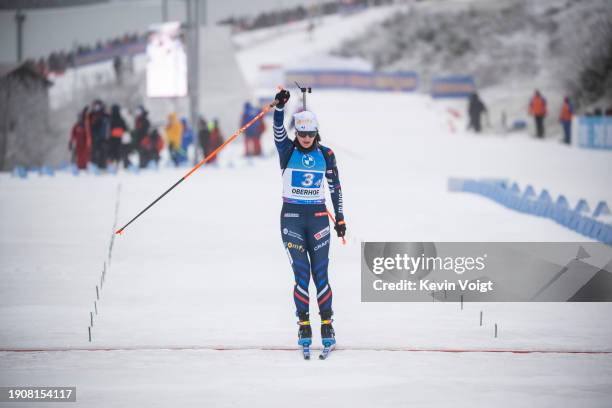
[23,32,145,77]
[22,0,398,78]
[69,100,226,171]
[22,0,395,79]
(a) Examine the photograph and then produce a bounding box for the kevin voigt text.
[373,279,494,293]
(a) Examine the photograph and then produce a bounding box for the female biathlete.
[272,89,346,357]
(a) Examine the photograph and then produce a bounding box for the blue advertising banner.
[431,75,476,98]
[285,70,418,92]
[577,116,612,150]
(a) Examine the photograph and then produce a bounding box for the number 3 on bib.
[302,173,314,187]
[291,170,322,189]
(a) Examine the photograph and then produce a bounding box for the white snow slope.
[1,5,612,408]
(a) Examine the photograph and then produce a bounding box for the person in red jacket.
[69,107,91,170]
[139,128,164,168]
[559,96,573,145]
[254,115,265,156]
[207,119,224,164]
[528,90,547,138]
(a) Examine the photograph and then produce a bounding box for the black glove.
[275,89,290,108]
[334,220,346,238]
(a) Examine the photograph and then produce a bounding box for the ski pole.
[115,100,279,235]
[326,209,346,245]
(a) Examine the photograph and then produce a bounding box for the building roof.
[0,62,52,86]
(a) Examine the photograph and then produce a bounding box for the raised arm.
[273,89,294,168]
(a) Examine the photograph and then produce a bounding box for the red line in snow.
[1,346,611,355]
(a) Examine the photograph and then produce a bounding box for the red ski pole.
[116,100,279,235]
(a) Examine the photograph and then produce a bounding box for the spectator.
[165,112,183,166]
[208,118,224,164]
[132,106,151,168]
[140,128,164,168]
[89,99,110,168]
[180,117,194,164]
[468,92,487,133]
[198,116,210,160]
[254,106,266,156]
[241,102,259,156]
[109,104,128,166]
[113,56,123,85]
[528,90,547,138]
[69,107,91,170]
[559,96,573,145]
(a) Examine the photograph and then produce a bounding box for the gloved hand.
[275,89,290,109]
[334,220,346,238]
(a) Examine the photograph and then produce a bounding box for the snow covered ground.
[2,4,612,408]
[2,89,611,407]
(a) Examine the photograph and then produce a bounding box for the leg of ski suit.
[281,203,333,319]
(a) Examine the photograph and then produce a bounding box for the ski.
[319,319,335,360]
[302,344,311,360]
[298,338,312,360]
[319,342,335,360]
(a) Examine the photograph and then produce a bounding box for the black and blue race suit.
[273,106,344,320]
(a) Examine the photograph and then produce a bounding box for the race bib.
[283,150,326,204]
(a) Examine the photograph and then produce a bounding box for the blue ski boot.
[297,314,312,360]
[319,318,336,360]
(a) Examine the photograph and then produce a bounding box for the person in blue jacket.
[273,89,346,349]
[179,117,194,164]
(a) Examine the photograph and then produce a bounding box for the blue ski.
[299,338,312,360]
[302,344,311,360]
[319,341,336,360]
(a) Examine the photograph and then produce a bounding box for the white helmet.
[293,110,318,133]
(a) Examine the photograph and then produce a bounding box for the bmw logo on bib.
[302,154,315,168]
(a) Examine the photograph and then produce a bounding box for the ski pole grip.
[326,210,346,245]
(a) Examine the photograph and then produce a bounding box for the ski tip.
[115,229,123,236]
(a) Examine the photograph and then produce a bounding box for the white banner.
[146,21,187,98]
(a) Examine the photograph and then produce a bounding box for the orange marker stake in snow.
[115,100,279,235]
[326,209,346,245]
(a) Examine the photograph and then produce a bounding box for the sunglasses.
[296,131,317,139]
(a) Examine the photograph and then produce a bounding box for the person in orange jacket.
[528,90,547,138]
[559,96,573,144]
